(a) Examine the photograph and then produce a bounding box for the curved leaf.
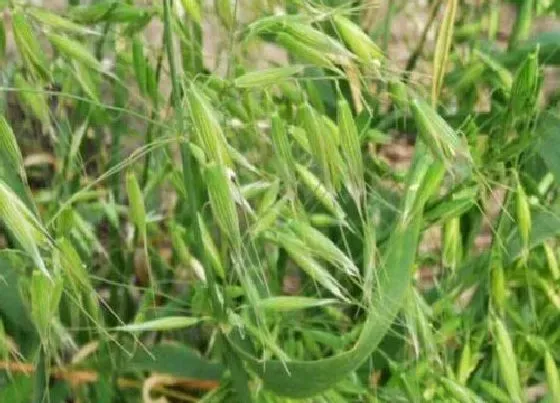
[127,341,224,381]
[229,215,422,397]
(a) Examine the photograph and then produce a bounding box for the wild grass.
[0,0,560,402]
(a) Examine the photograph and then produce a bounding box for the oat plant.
[0,0,560,402]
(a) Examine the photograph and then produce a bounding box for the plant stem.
[404,0,443,78]
[141,42,165,189]
[162,0,223,318]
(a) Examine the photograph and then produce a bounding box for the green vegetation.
[0,0,560,401]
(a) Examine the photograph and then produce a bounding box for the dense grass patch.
[1,0,560,401]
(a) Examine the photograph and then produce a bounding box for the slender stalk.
[403,0,443,77]
[163,0,197,215]
[162,0,222,318]
[225,0,240,79]
[382,1,397,53]
[141,43,165,188]
[109,51,131,323]
[162,2,251,399]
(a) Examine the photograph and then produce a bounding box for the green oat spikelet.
[295,163,345,220]
[545,350,560,402]
[337,98,365,209]
[46,32,105,73]
[235,66,304,88]
[12,12,51,81]
[274,231,349,303]
[126,170,146,240]
[13,73,51,128]
[288,220,359,278]
[31,270,62,342]
[197,213,226,279]
[332,14,383,63]
[180,0,202,24]
[0,180,50,278]
[411,97,472,175]
[205,164,240,248]
[493,317,523,402]
[432,0,457,103]
[300,103,330,188]
[186,82,231,166]
[0,116,26,182]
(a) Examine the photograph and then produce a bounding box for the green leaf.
[501,31,560,66]
[126,341,224,381]
[223,338,252,402]
[229,213,422,397]
[32,348,48,403]
[0,18,6,60]
[0,374,33,403]
[506,204,560,264]
[538,112,560,182]
[227,137,440,398]
[0,251,36,335]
